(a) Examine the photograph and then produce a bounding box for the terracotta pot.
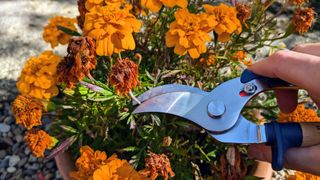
[55,152,273,179]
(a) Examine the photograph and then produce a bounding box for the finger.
[292,43,320,57]
[275,90,298,113]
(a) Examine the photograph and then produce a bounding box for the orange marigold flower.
[292,7,315,34]
[24,129,55,158]
[108,58,140,96]
[233,51,252,66]
[57,36,96,88]
[12,95,43,130]
[83,5,142,56]
[203,3,242,42]
[165,9,217,58]
[16,51,61,99]
[278,104,320,123]
[236,3,251,28]
[290,0,308,6]
[77,0,87,29]
[139,151,175,180]
[287,171,320,180]
[43,16,77,48]
[199,54,216,66]
[141,0,188,13]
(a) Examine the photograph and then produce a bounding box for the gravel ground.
[0,0,319,179]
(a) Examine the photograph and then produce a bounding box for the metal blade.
[133,84,208,105]
[209,115,267,144]
[133,91,205,117]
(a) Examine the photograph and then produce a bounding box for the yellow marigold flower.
[12,95,43,130]
[236,3,251,28]
[166,9,217,58]
[24,129,55,158]
[84,5,142,56]
[287,171,320,180]
[16,51,61,100]
[43,16,77,48]
[141,0,188,13]
[139,151,175,180]
[292,7,315,34]
[108,58,140,96]
[57,36,97,88]
[278,104,320,123]
[93,154,146,180]
[203,3,242,42]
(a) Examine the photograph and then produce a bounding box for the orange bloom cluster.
[43,16,77,48]
[108,58,140,96]
[291,0,308,6]
[292,7,315,34]
[16,51,61,99]
[141,0,188,13]
[204,4,242,42]
[70,146,146,180]
[236,3,252,28]
[287,171,320,180]
[84,4,142,56]
[278,104,320,123]
[165,9,216,58]
[57,36,96,88]
[199,54,216,66]
[24,129,55,158]
[139,151,175,180]
[12,95,43,130]
[233,51,252,66]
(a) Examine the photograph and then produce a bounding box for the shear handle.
[265,122,320,170]
[241,69,292,88]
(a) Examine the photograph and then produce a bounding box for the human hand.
[247,43,320,175]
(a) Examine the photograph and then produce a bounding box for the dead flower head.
[108,58,140,96]
[77,0,87,29]
[292,7,315,34]
[24,129,55,158]
[236,3,252,28]
[57,36,96,88]
[139,151,175,180]
[12,95,43,130]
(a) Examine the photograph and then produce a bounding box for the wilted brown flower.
[77,0,87,29]
[139,151,175,180]
[162,136,172,147]
[292,7,315,34]
[12,95,43,130]
[108,58,140,96]
[57,36,96,88]
[236,3,251,28]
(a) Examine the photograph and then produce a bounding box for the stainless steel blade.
[209,115,267,143]
[133,91,205,117]
[133,84,208,105]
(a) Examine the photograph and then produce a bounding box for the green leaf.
[122,146,139,152]
[60,125,77,134]
[206,150,216,158]
[57,25,81,36]
[151,114,161,126]
[145,70,155,82]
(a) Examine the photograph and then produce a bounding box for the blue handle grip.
[241,69,291,88]
[265,122,303,170]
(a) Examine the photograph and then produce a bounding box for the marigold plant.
[12,0,319,179]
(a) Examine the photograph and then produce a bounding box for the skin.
[247,43,320,175]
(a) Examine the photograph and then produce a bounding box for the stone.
[24,147,31,155]
[28,155,37,162]
[3,117,13,124]
[12,127,22,136]
[0,150,6,159]
[0,158,9,169]
[15,135,23,143]
[45,162,55,169]
[45,173,54,180]
[6,166,16,173]
[7,131,13,138]
[3,137,13,146]
[8,155,20,167]
[24,169,35,176]
[26,163,40,170]
[17,157,27,167]
[12,143,20,154]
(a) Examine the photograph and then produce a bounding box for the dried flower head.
[278,104,320,123]
[57,36,96,88]
[236,3,251,28]
[16,51,61,99]
[162,136,172,146]
[77,0,87,29]
[141,0,188,13]
[139,151,175,180]
[204,3,242,42]
[12,95,43,130]
[84,5,142,56]
[166,9,217,58]
[24,129,55,158]
[108,58,140,96]
[292,7,315,34]
[43,16,77,48]
[291,0,308,6]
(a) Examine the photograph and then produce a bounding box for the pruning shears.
[132,69,320,171]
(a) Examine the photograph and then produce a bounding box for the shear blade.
[133,84,208,105]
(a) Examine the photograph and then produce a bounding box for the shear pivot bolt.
[243,83,257,95]
[207,101,226,118]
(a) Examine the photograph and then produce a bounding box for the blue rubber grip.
[240,69,291,88]
[265,122,303,170]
